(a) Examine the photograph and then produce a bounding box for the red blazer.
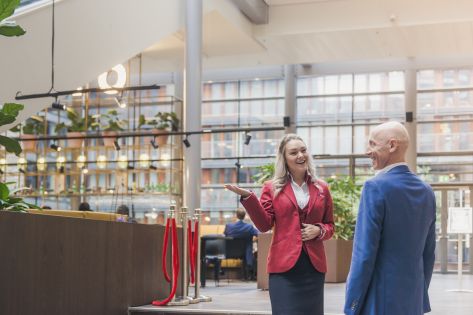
[241,178,334,273]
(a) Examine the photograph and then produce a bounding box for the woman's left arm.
[316,183,335,241]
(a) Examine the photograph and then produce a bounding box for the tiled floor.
[130,273,473,314]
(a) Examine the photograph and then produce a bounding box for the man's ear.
[388,139,398,153]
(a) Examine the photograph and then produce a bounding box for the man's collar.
[375,162,408,176]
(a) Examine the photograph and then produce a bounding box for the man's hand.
[301,223,321,241]
[224,184,251,198]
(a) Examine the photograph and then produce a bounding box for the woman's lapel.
[307,181,325,216]
[281,183,298,210]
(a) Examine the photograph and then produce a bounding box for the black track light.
[19,168,25,173]
[244,132,252,145]
[150,137,159,149]
[235,161,241,169]
[50,143,61,152]
[59,166,65,173]
[149,164,157,170]
[113,139,121,151]
[183,135,191,148]
[51,101,66,110]
[127,164,135,170]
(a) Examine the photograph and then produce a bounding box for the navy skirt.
[268,250,325,315]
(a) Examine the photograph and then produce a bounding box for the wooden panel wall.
[0,211,181,315]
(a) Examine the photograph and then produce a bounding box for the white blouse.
[290,178,309,209]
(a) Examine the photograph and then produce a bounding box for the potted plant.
[138,111,179,146]
[0,182,39,212]
[324,176,360,283]
[100,109,128,146]
[10,115,44,151]
[137,114,153,145]
[54,108,99,148]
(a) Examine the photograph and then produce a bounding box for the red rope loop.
[161,218,171,283]
[188,220,196,284]
[152,218,179,306]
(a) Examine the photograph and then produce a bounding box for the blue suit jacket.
[344,165,436,315]
[224,220,259,266]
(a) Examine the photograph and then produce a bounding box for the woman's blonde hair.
[272,134,316,197]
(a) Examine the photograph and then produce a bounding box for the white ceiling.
[139,0,473,75]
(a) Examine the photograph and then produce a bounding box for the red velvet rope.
[162,218,171,283]
[152,218,179,306]
[187,220,195,284]
[193,220,199,276]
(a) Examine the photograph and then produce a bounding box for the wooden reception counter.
[0,211,181,315]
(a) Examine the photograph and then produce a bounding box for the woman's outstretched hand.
[224,184,251,198]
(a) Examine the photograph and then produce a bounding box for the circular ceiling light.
[97,64,126,95]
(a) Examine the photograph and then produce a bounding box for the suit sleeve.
[422,193,436,313]
[240,182,275,233]
[344,180,385,315]
[318,184,335,241]
[251,225,260,236]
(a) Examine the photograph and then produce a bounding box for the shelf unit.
[1,87,183,218]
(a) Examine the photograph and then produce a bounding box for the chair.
[201,235,227,286]
[224,237,252,281]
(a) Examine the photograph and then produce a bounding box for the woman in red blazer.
[225,134,334,315]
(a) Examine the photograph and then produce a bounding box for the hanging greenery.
[0,0,26,37]
[0,0,26,156]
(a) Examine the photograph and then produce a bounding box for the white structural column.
[404,68,417,173]
[284,64,297,134]
[173,71,184,211]
[183,0,202,215]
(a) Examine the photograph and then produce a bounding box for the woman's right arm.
[225,183,275,232]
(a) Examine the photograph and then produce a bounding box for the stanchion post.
[168,205,176,303]
[187,210,200,304]
[194,208,212,302]
[167,206,190,306]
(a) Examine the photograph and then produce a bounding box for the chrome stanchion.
[167,206,190,306]
[194,208,212,302]
[187,210,200,304]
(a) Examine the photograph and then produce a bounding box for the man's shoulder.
[226,221,236,228]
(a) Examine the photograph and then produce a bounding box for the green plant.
[0,182,39,212]
[139,112,179,131]
[0,1,34,212]
[0,1,25,156]
[0,0,25,37]
[0,103,23,155]
[100,109,128,132]
[326,176,361,240]
[54,107,99,133]
[252,163,275,184]
[20,116,45,135]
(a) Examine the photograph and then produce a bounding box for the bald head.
[371,121,409,151]
[367,121,409,170]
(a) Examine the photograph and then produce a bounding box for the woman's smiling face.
[284,139,308,177]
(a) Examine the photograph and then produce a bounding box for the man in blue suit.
[224,208,259,279]
[344,121,436,315]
